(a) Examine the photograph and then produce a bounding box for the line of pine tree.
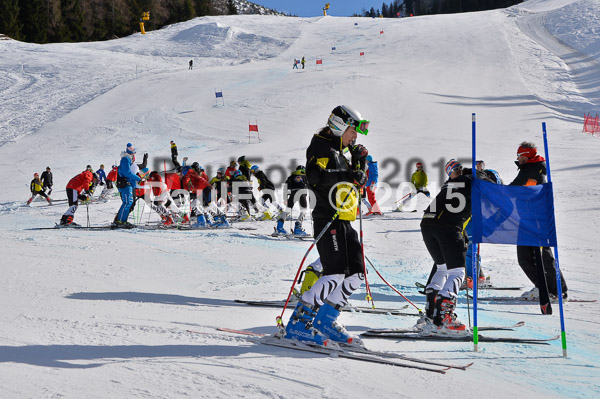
[358,0,523,18]
[0,0,237,44]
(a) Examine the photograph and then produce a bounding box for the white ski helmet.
[327,105,370,136]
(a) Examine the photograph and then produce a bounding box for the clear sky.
[251,0,392,17]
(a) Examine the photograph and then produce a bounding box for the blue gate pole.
[471,113,479,352]
[542,122,568,358]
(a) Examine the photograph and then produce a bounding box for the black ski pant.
[420,221,467,270]
[314,218,363,277]
[516,246,568,296]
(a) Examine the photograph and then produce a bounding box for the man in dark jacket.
[41,167,53,195]
[419,159,493,335]
[284,105,369,346]
[510,141,568,300]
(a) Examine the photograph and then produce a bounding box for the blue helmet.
[251,165,260,173]
[233,170,242,178]
[366,155,373,162]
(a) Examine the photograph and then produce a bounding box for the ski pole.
[358,188,375,308]
[86,202,90,228]
[276,189,353,327]
[394,191,412,204]
[364,255,423,313]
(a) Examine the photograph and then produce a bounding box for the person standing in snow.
[301,56,306,69]
[96,164,107,186]
[463,159,504,287]
[40,167,53,195]
[27,173,52,205]
[274,165,310,236]
[99,165,118,200]
[189,60,193,70]
[293,59,299,69]
[59,167,98,226]
[509,142,568,300]
[170,141,181,168]
[113,143,142,229]
[412,162,430,197]
[250,164,282,220]
[418,160,492,335]
[225,160,237,178]
[363,155,382,215]
[396,162,430,212]
[284,105,370,346]
[231,169,258,220]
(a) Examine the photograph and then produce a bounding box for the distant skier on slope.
[40,167,53,195]
[396,162,430,212]
[27,173,52,205]
[283,105,370,346]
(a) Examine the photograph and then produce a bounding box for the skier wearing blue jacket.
[112,143,141,229]
[96,165,107,186]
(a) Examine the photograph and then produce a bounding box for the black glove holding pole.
[349,144,368,187]
[350,144,369,171]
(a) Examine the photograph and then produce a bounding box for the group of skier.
[28,104,566,344]
[279,104,567,346]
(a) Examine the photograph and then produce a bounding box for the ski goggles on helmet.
[352,120,370,136]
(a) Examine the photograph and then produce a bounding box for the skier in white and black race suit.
[419,159,493,336]
[284,105,370,346]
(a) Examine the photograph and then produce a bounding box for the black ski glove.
[352,170,367,187]
[350,144,368,170]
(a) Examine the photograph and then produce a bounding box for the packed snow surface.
[0,0,599,397]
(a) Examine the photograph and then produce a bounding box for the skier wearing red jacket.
[60,167,98,226]
[183,166,209,214]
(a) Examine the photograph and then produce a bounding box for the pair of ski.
[234,299,418,317]
[211,328,471,373]
[361,321,559,344]
[415,281,524,292]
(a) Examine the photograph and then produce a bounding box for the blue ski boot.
[213,214,230,228]
[284,302,329,345]
[274,219,287,236]
[313,301,360,345]
[195,214,207,228]
[293,221,309,237]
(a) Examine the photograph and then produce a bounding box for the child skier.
[27,173,52,205]
[396,162,430,212]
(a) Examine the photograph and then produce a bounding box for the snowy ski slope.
[0,0,599,397]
